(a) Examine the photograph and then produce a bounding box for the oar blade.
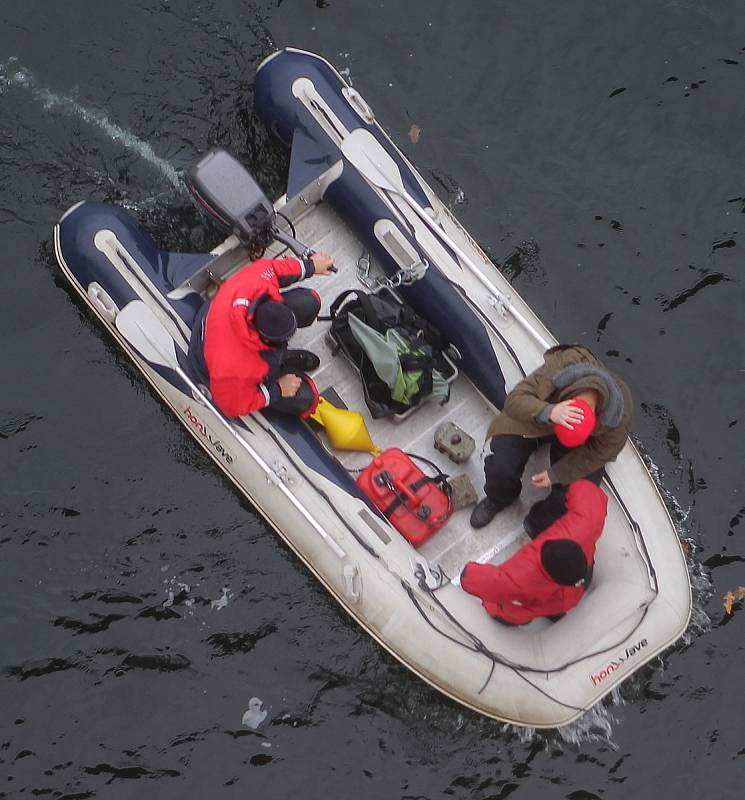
[341,129,405,195]
[116,300,178,369]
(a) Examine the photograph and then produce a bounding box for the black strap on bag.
[327,290,401,415]
[324,288,451,418]
[377,452,452,523]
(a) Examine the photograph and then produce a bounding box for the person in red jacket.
[190,251,336,417]
[460,480,607,625]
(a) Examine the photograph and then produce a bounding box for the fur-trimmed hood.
[485,344,633,485]
[552,362,625,427]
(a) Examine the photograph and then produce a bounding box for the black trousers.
[260,287,321,416]
[261,372,318,415]
[279,286,322,329]
[483,434,604,533]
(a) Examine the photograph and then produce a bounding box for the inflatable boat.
[53,48,692,728]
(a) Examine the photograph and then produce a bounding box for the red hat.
[553,398,596,447]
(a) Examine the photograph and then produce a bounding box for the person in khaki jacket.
[470,344,633,532]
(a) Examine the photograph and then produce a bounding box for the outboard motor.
[186,148,311,259]
[186,149,275,255]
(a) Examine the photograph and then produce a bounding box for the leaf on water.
[408,124,421,144]
[723,586,745,614]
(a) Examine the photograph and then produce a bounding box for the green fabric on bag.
[348,313,449,406]
[386,329,421,403]
[387,329,450,403]
[348,314,401,388]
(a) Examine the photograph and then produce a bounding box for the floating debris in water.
[211,587,231,610]
[723,586,745,615]
[0,412,42,439]
[242,697,267,729]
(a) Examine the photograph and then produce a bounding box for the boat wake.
[503,690,624,748]
[636,442,713,642]
[0,56,186,194]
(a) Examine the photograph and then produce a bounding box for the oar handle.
[175,366,348,560]
[117,302,348,562]
[401,189,551,350]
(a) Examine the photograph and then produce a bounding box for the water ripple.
[0,58,186,192]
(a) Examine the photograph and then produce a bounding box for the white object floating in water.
[242,697,267,729]
[210,587,230,610]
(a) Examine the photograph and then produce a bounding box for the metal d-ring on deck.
[356,250,429,291]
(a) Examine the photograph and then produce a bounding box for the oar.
[340,129,551,349]
[115,300,347,559]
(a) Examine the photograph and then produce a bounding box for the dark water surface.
[1,1,744,797]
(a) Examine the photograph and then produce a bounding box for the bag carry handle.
[328,288,366,320]
[392,477,419,505]
[376,451,453,524]
[372,451,451,494]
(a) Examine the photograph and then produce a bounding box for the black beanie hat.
[253,300,297,344]
[540,539,588,586]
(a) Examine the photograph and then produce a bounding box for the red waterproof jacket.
[203,257,308,416]
[460,481,608,624]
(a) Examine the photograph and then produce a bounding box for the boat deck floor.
[269,202,546,578]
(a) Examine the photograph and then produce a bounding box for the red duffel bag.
[356,448,453,546]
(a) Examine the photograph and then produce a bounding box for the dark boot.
[523,515,539,540]
[283,349,320,372]
[470,497,501,529]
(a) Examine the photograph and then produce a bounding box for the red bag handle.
[391,478,419,505]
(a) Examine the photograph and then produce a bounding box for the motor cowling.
[186,149,274,251]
